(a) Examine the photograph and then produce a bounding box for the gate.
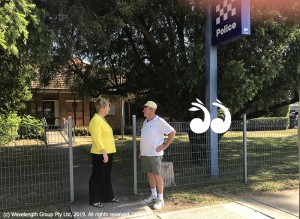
[0,117,74,210]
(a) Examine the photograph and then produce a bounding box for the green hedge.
[231,117,289,131]
[247,117,289,131]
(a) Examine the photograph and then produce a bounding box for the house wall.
[28,91,123,129]
[35,94,43,119]
[106,99,122,130]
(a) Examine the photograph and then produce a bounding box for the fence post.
[132,115,137,194]
[298,93,300,219]
[243,114,248,183]
[42,118,48,146]
[68,116,74,202]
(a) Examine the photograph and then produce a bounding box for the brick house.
[23,72,125,129]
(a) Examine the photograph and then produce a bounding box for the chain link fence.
[133,117,298,192]
[0,119,73,210]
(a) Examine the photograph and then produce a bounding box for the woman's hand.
[103,154,109,163]
[101,149,109,163]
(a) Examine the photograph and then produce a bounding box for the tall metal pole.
[121,98,125,139]
[205,4,219,177]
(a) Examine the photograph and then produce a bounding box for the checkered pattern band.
[216,0,237,25]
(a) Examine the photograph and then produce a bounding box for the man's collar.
[146,115,158,122]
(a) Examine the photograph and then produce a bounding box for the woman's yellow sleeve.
[90,120,105,151]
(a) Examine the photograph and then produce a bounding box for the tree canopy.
[219,0,300,118]
[0,0,52,116]
[33,0,300,120]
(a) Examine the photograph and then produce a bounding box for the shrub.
[73,126,90,136]
[19,115,45,139]
[0,112,21,144]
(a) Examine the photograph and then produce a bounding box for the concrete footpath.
[70,148,299,219]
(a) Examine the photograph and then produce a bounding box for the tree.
[218,0,300,119]
[0,0,52,116]
[36,0,207,119]
[38,0,300,120]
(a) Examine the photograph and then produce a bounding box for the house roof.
[31,72,70,90]
[31,58,88,91]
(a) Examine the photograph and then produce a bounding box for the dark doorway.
[43,101,55,125]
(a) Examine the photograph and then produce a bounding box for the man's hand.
[156,131,176,153]
[156,144,167,152]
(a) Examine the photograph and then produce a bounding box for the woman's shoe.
[89,202,104,208]
[111,198,120,203]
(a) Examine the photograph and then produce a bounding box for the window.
[28,101,37,115]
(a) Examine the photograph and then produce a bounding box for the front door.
[43,101,55,125]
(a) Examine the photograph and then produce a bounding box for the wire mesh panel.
[247,118,298,180]
[135,119,298,192]
[218,120,244,181]
[136,121,245,191]
[0,123,70,210]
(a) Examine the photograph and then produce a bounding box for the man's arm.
[156,130,176,152]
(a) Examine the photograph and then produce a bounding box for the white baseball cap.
[144,101,157,109]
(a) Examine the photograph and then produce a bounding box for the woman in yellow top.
[88,96,119,208]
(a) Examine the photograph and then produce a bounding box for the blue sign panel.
[211,0,250,46]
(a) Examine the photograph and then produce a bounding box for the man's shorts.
[141,156,163,174]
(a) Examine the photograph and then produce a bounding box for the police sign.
[212,0,250,46]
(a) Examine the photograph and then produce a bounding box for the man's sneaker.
[144,195,158,204]
[153,199,164,210]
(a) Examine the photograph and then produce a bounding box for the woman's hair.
[95,96,110,112]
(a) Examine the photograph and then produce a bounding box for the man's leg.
[153,174,164,195]
[147,173,157,189]
[153,174,164,209]
[144,172,158,204]
[147,172,158,197]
